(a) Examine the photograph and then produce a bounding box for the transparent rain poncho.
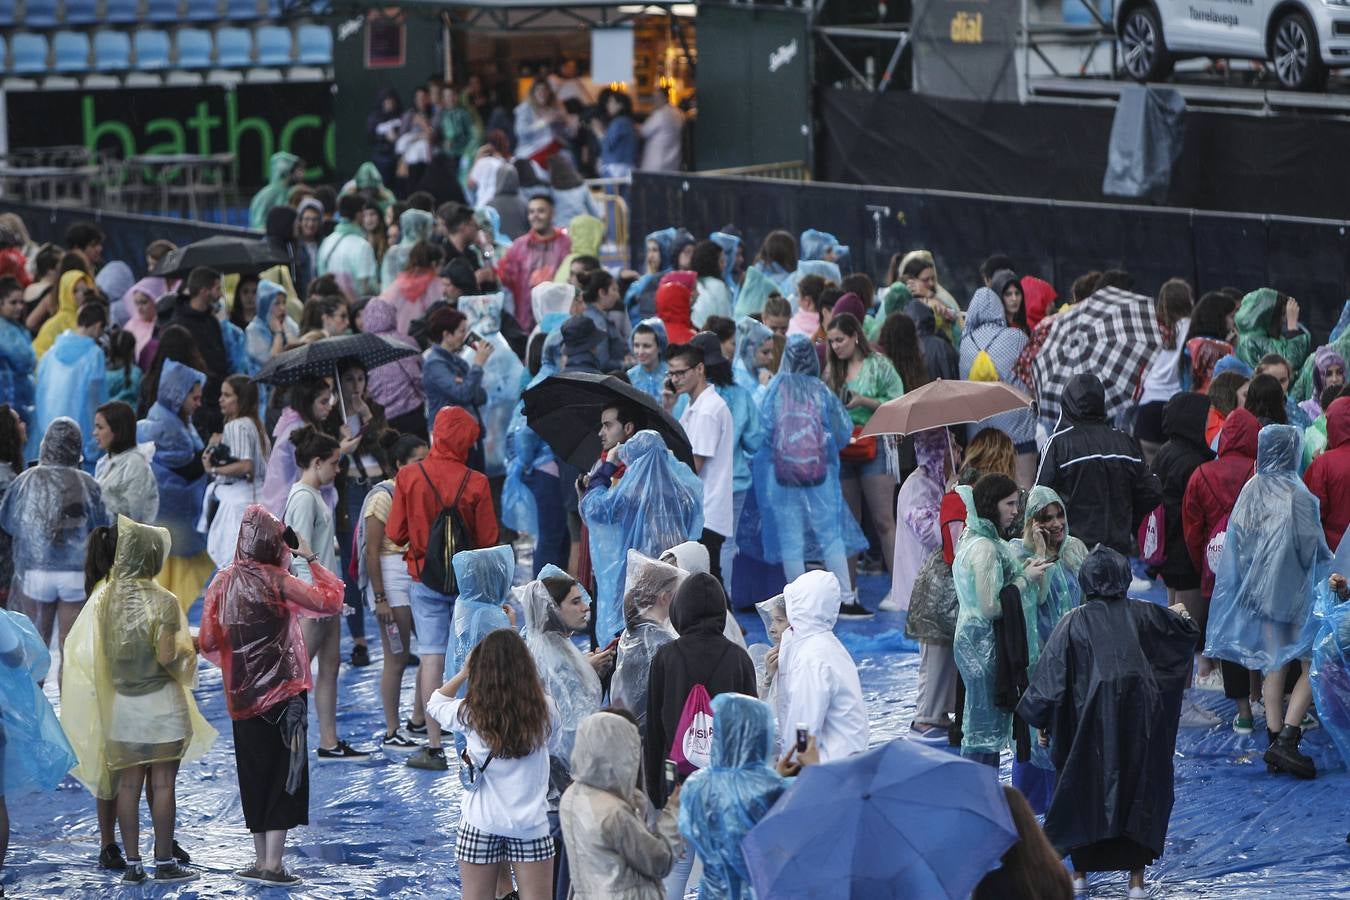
[520,565,602,762]
[580,429,704,642]
[94,444,160,524]
[678,693,786,900]
[1206,425,1332,673]
[199,505,346,720]
[733,316,772,400]
[1010,485,1088,669]
[500,335,561,539]
[0,608,76,795]
[61,516,217,799]
[1311,533,1350,769]
[136,359,208,558]
[752,594,787,712]
[610,550,684,730]
[752,335,867,564]
[626,317,669,401]
[450,545,515,673]
[458,292,526,477]
[0,416,109,580]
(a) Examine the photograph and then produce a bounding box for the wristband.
[304,554,318,564]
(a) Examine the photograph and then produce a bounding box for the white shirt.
[680,386,734,536]
[1140,317,1190,406]
[468,156,506,207]
[639,105,684,172]
[428,692,556,839]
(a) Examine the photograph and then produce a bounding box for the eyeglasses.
[666,367,693,380]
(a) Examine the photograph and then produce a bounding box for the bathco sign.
[769,39,798,73]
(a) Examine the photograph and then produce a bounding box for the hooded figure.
[892,429,951,613]
[1307,398,1350,550]
[1011,485,1088,651]
[627,317,669,401]
[476,205,512,258]
[261,403,338,519]
[1208,424,1332,672]
[1037,373,1162,555]
[678,694,786,900]
[248,152,301,230]
[1182,407,1259,598]
[245,279,300,377]
[1148,391,1214,587]
[0,417,108,586]
[359,297,423,423]
[1233,287,1311,374]
[624,227,685,325]
[1021,275,1059,330]
[553,215,605,285]
[798,228,848,268]
[487,164,529,240]
[0,291,36,422]
[1017,546,1197,873]
[33,270,94,361]
[959,287,1034,447]
[349,161,397,211]
[654,273,695,345]
[905,299,959,383]
[644,572,757,805]
[752,594,787,709]
[520,565,603,763]
[1299,345,1348,420]
[659,541,747,651]
[61,517,217,799]
[458,292,525,476]
[317,207,379,301]
[501,334,562,550]
[611,551,685,731]
[580,430,704,642]
[710,231,742,300]
[450,545,515,674]
[0,608,77,796]
[379,208,436,290]
[136,360,208,558]
[732,316,773,400]
[561,712,682,900]
[31,307,107,463]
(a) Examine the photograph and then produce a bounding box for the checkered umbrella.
[1031,286,1161,428]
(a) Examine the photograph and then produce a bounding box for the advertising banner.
[911,0,1017,102]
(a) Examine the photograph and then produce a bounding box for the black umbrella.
[253,334,419,421]
[153,236,289,278]
[522,372,694,469]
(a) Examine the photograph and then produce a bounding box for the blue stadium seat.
[215,27,252,67]
[134,30,170,70]
[186,0,221,21]
[255,25,292,66]
[145,0,180,22]
[264,0,282,16]
[64,0,100,25]
[225,0,259,20]
[22,0,58,28]
[8,33,45,74]
[51,30,89,72]
[176,28,212,68]
[105,0,141,24]
[93,30,132,71]
[296,24,330,65]
[0,1,14,28]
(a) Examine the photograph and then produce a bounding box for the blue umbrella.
[742,738,1017,899]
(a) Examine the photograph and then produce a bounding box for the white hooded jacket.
[777,570,869,762]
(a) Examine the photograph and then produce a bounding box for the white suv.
[1117,0,1350,90]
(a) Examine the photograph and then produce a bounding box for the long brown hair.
[459,630,552,758]
[973,786,1073,900]
[225,374,270,458]
[963,428,1017,481]
[824,312,871,394]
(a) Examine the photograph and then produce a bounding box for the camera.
[208,443,236,468]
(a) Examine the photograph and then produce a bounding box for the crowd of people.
[0,109,1348,899]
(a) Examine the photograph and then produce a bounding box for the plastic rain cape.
[1206,425,1331,673]
[579,430,704,642]
[610,550,684,730]
[137,359,208,557]
[61,516,216,799]
[520,565,602,762]
[457,293,525,477]
[0,609,75,795]
[751,335,867,564]
[733,316,772,400]
[0,417,109,576]
[626,317,669,402]
[500,336,561,539]
[1311,529,1350,769]
[751,594,787,711]
[679,693,786,900]
[450,545,515,672]
[1010,485,1088,668]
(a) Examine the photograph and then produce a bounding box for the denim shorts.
[409,579,455,656]
[839,451,889,480]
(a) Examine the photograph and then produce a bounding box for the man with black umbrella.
[167,267,228,428]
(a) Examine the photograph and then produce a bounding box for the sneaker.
[1179,697,1222,728]
[122,863,146,885]
[1072,876,1089,897]
[317,740,371,762]
[837,601,874,619]
[259,869,303,886]
[235,866,267,884]
[1128,575,1154,595]
[1127,887,1147,900]
[405,717,428,736]
[406,746,448,770]
[877,590,901,612]
[1233,714,1254,735]
[1300,711,1321,731]
[154,862,199,884]
[351,643,372,667]
[1192,669,1224,692]
[172,840,190,864]
[380,728,421,752]
[99,842,127,870]
[909,722,950,746]
[858,554,885,575]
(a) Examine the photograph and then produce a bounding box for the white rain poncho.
[94,444,160,524]
[521,564,602,762]
[1206,424,1332,672]
[450,545,515,672]
[458,292,526,477]
[610,550,683,731]
[0,608,76,795]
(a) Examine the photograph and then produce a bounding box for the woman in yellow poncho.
[33,270,94,360]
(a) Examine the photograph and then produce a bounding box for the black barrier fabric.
[630,173,1350,340]
[818,88,1350,221]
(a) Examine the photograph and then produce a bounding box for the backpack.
[668,682,716,776]
[774,389,828,487]
[1138,503,1167,567]
[416,463,474,595]
[1203,513,1230,586]
[967,345,1000,382]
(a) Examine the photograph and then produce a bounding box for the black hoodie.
[642,573,756,805]
[905,300,959,382]
[1149,392,1214,581]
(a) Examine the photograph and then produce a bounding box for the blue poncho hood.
[450,545,515,671]
[799,228,848,265]
[735,316,773,377]
[253,279,287,328]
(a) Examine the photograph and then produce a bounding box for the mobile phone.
[842,388,855,405]
[664,760,678,795]
[603,635,621,653]
[467,330,484,348]
[795,723,808,753]
[664,376,676,394]
[282,526,299,550]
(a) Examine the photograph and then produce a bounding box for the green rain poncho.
[1233,287,1311,373]
[248,151,300,231]
[1011,485,1088,670]
[553,214,605,284]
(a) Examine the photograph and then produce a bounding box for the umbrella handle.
[334,361,348,423]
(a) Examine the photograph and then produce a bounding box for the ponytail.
[84,524,118,596]
[291,424,341,469]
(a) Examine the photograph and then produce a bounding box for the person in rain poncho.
[776,570,868,764]
[61,518,215,884]
[379,208,435,291]
[496,196,571,331]
[198,505,344,885]
[953,473,1051,766]
[898,250,962,346]
[1312,556,1350,837]
[751,594,788,712]
[580,429,704,643]
[92,400,158,524]
[501,329,567,575]
[203,376,271,571]
[248,152,303,230]
[33,269,95,362]
[317,194,380,301]
[457,292,525,477]
[710,230,742,298]
[360,298,424,436]
[960,286,1035,480]
[345,160,397,213]
[450,545,515,675]
[1018,546,1197,898]
[553,214,605,285]
[752,334,867,598]
[245,280,299,386]
[680,693,788,900]
[892,428,955,614]
[561,711,682,900]
[0,277,35,425]
[0,417,108,659]
[260,377,342,518]
[661,540,749,651]
[611,550,686,732]
[627,318,669,402]
[624,227,686,326]
[31,301,108,463]
[732,316,774,403]
[1206,423,1332,778]
[1297,345,1346,420]
[1233,288,1311,374]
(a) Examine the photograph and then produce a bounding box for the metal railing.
[699,160,811,181]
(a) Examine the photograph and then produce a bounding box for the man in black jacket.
[1036,373,1162,558]
[167,266,227,387]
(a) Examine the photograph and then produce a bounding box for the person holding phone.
[423,307,492,462]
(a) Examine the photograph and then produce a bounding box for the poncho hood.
[451,544,515,608]
[783,569,841,639]
[734,317,772,376]
[430,406,480,463]
[965,287,1007,332]
[39,417,83,467]
[1217,407,1259,459]
[398,208,434,247]
[570,712,640,797]
[1078,545,1132,600]
[267,151,300,186]
[1256,423,1300,475]
[671,572,727,636]
[1328,397,1350,449]
[156,359,206,413]
[709,692,774,768]
[360,296,398,335]
[780,333,820,377]
[1161,391,1212,449]
[1234,287,1281,335]
[253,279,287,328]
[566,215,604,256]
[662,540,709,575]
[111,514,171,580]
[234,503,289,566]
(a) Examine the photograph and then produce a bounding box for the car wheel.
[1120,5,1174,82]
[1272,11,1328,91]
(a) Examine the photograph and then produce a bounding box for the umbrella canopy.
[522,372,693,469]
[860,379,1032,438]
[742,738,1017,900]
[153,236,289,278]
[1031,286,1161,427]
[253,333,419,387]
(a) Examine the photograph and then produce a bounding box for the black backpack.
[416,463,474,595]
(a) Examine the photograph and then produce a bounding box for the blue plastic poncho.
[679,693,786,900]
[0,608,76,794]
[0,317,36,425]
[520,565,602,762]
[1311,530,1350,769]
[380,208,435,290]
[1207,424,1332,673]
[624,227,683,326]
[752,335,867,565]
[952,493,1037,756]
[719,381,762,496]
[30,329,107,463]
[450,545,515,672]
[580,430,704,642]
[798,228,849,269]
[501,336,561,539]
[458,293,525,477]
[710,231,742,301]
[1010,485,1088,669]
[246,280,298,411]
[0,417,109,577]
[610,550,683,731]
[733,316,773,401]
[626,317,669,401]
[790,259,841,306]
[137,360,208,558]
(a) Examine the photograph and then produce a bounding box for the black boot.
[1264,724,1317,779]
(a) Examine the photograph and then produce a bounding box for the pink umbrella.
[860,379,1032,438]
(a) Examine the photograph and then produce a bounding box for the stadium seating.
[296,23,331,65]
[226,0,261,20]
[105,0,142,24]
[145,0,181,23]
[0,1,14,29]
[134,30,171,70]
[8,33,45,75]
[52,30,89,72]
[64,0,100,25]
[176,28,213,69]
[93,30,133,72]
[255,25,291,67]
[23,0,59,28]
[216,27,253,67]
[187,0,223,22]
